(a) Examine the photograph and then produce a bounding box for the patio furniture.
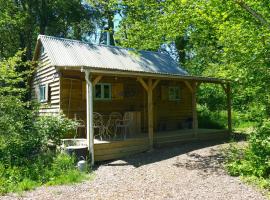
[93,112,106,140]
[105,112,122,138]
[115,112,132,139]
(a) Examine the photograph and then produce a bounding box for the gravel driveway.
[1,141,267,200]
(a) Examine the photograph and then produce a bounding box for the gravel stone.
[0,141,267,200]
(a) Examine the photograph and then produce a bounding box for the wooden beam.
[147,79,154,149]
[137,77,149,92]
[196,82,202,89]
[221,83,227,93]
[151,79,160,90]
[226,83,232,133]
[93,75,103,86]
[85,70,94,166]
[183,81,194,93]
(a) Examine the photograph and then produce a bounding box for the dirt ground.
[1,141,267,200]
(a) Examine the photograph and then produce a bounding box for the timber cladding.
[31,51,60,115]
[59,70,193,137]
[94,138,149,161]
[32,64,193,135]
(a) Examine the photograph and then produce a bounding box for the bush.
[197,105,226,129]
[0,153,89,195]
[0,96,40,165]
[35,114,79,146]
[0,52,88,195]
[225,119,270,190]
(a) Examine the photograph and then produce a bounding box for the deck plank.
[94,129,229,161]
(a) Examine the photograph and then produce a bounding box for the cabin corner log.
[85,70,94,166]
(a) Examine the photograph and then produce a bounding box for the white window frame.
[168,86,180,101]
[39,84,48,103]
[94,83,112,100]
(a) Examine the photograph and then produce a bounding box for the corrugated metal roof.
[37,35,188,76]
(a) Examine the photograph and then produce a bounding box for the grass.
[0,153,93,195]
[46,170,94,186]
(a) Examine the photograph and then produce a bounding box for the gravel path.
[1,141,267,200]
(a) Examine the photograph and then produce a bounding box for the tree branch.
[235,0,270,30]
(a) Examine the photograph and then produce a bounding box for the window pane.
[103,85,110,99]
[168,87,180,100]
[169,87,174,100]
[175,87,180,100]
[95,85,102,99]
[39,85,45,102]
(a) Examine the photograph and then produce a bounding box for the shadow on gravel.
[173,148,225,176]
[96,139,229,169]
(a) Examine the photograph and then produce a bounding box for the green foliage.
[0,0,98,59]
[225,120,270,190]
[0,50,86,195]
[35,114,79,146]
[0,153,89,195]
[197,105,226,129]
[0,51,33,99]
[115,0,270,121]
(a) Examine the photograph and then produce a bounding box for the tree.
[87,0,119,45]
[0,0,98,60]
[115,0,270,119]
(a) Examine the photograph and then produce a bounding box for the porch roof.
[33,35,228,83]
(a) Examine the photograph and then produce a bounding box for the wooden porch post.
[192,82,198,130]
[226,83,232,133]
[184,81,198,135]
[148,79,154,149]
[137,77,159,150]
[221,82,232,133]
[85,70,94,166]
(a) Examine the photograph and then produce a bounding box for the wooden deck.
[94,129,229,161]
[154,129,229,147]
[94,137,149,161]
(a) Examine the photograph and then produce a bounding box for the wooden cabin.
[32,35,231,164]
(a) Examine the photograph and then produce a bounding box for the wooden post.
[85,70,94,166]
[148,79,154,149]
[137,77,159,149]
[192,82,198,132]
[226,83,232,133]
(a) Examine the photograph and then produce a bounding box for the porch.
[59,69,231,164]
[94,128,228,161]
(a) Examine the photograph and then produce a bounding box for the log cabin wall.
[59,70,193,137]
[31,48,60,115]
[59,70,148,136]
[155,81,192,131]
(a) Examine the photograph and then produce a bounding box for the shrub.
[35,114,79,146]
[225,119,270,189]
[0,153,89,195]
[197,105,226,129]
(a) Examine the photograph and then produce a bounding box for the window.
[39,84,48,102]
[169,86,180,101]
[94,83,111,100]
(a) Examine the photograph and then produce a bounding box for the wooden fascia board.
[56,66,229,84]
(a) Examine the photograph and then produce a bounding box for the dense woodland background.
[0,0,269,194]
